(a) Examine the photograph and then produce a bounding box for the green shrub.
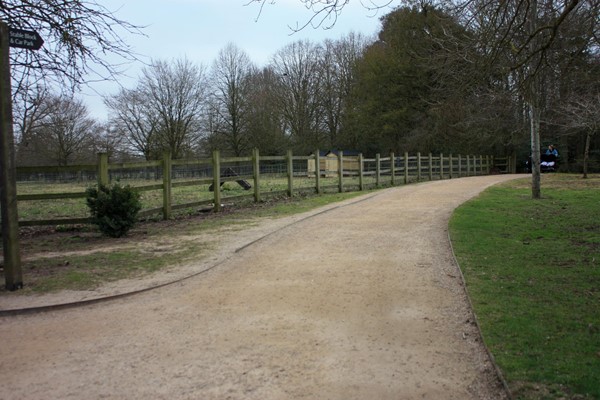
[86,183,142,238]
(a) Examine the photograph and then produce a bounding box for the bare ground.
[0,175,520,400]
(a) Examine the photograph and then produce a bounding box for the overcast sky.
[83,0,391,120]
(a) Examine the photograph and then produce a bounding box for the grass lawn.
[449,174,600,400]
[1,190,369,294]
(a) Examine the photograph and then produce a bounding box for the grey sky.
[84,0,389,120]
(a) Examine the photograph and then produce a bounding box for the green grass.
[449,174,600,399]
[15,176,373,221]
[2,189,369,294]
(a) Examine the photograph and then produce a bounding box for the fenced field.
[16,150,512,226]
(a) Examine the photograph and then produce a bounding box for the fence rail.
[15,150,514,227]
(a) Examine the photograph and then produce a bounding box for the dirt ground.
[0,175,520,400]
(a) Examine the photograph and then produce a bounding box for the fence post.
[440,153,444,180]
[458,154,462,177]
[376,153,381,187]
[253,148,261,202]
[212,150,221,212]
[162,152,172,220]
[417,152,422,181]
[404,152,409,184]
[390,152,395,186]
[479,155,483,175]
[338,150,344,193]
[97,152,109,186]
[429,153,433,181]
[466,155,471,176]
[286,149,293,197]
[315,150,321,194]
[449,154,453,179]
[359,153,364,191]
[0,22,22,290]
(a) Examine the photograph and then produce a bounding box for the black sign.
[8,28,43,50]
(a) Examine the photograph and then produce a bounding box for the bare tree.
[106,58,209,159]
[319,32,370,148]
[254,0,599,196]
[1,0,144,92]
[560,92,600,178]
[21,94,98,166]
[270,40,325,153]
[245,67,290,155]
[209,43,256,156]
[105,87,159,160]
[140,58,208,159]
[248,0,394,30]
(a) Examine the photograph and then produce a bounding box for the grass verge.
[449,174,600,400]
[1,190,368,294]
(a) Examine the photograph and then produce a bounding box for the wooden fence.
[15,150,513,227]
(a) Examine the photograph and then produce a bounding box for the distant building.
[307,150,360,177]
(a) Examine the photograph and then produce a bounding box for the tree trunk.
[583,131,591,179]
[528,0,542,199]
[529,101,541,198]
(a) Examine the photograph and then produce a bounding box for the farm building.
[307,150,360,177]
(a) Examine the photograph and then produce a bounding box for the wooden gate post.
[0,22,21,290]
[375,153,381,187]
[359,153,364,191]
[212,150,221,212]
[253,148,261,203]
[97,152,109,186]
[428,153,433,181]
[162,152,172,220]
[417,152,422,182]
[440,153,444,180]
[404,152,409,184]
[286,149,293,197]
[315,150,321,194]
[338,150,344,193]
[390,152,395,186]
[449,154,453,179]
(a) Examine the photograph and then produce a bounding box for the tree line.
[13,3,599,175]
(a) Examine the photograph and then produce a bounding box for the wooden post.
[480,155,484,175]
[404,152,409,184]
[0,22,22,290]
[466,155,471,176]
[417,152,422,182]
[338,150,344,193]
[212,150,221,212]
[286,149,293,197]
[97,152,109,186]
[390,152,395,186]
[315,150,321,194]
[439,153,444,180]
[162,152,172,220]
[449,154,453,179]
[359,153,364,191]
[375,153,381,188]
[458,154,463,177]
[253,148,261,202]
[428,153,433,181]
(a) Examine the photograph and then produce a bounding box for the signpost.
[8,28,44,51]
[1,23,43,290]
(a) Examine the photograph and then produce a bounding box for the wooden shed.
[307,150,360,177]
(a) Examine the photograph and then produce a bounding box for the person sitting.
[545,144,559,157]
[541,145,558,169]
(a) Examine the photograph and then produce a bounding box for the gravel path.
[0,175,519,400]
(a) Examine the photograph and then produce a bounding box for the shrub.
[86,183,142,238]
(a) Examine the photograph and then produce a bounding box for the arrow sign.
[8,28,43,50]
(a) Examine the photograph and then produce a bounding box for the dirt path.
[0,175,519,400]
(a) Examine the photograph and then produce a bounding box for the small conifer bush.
[86,183,142,238]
